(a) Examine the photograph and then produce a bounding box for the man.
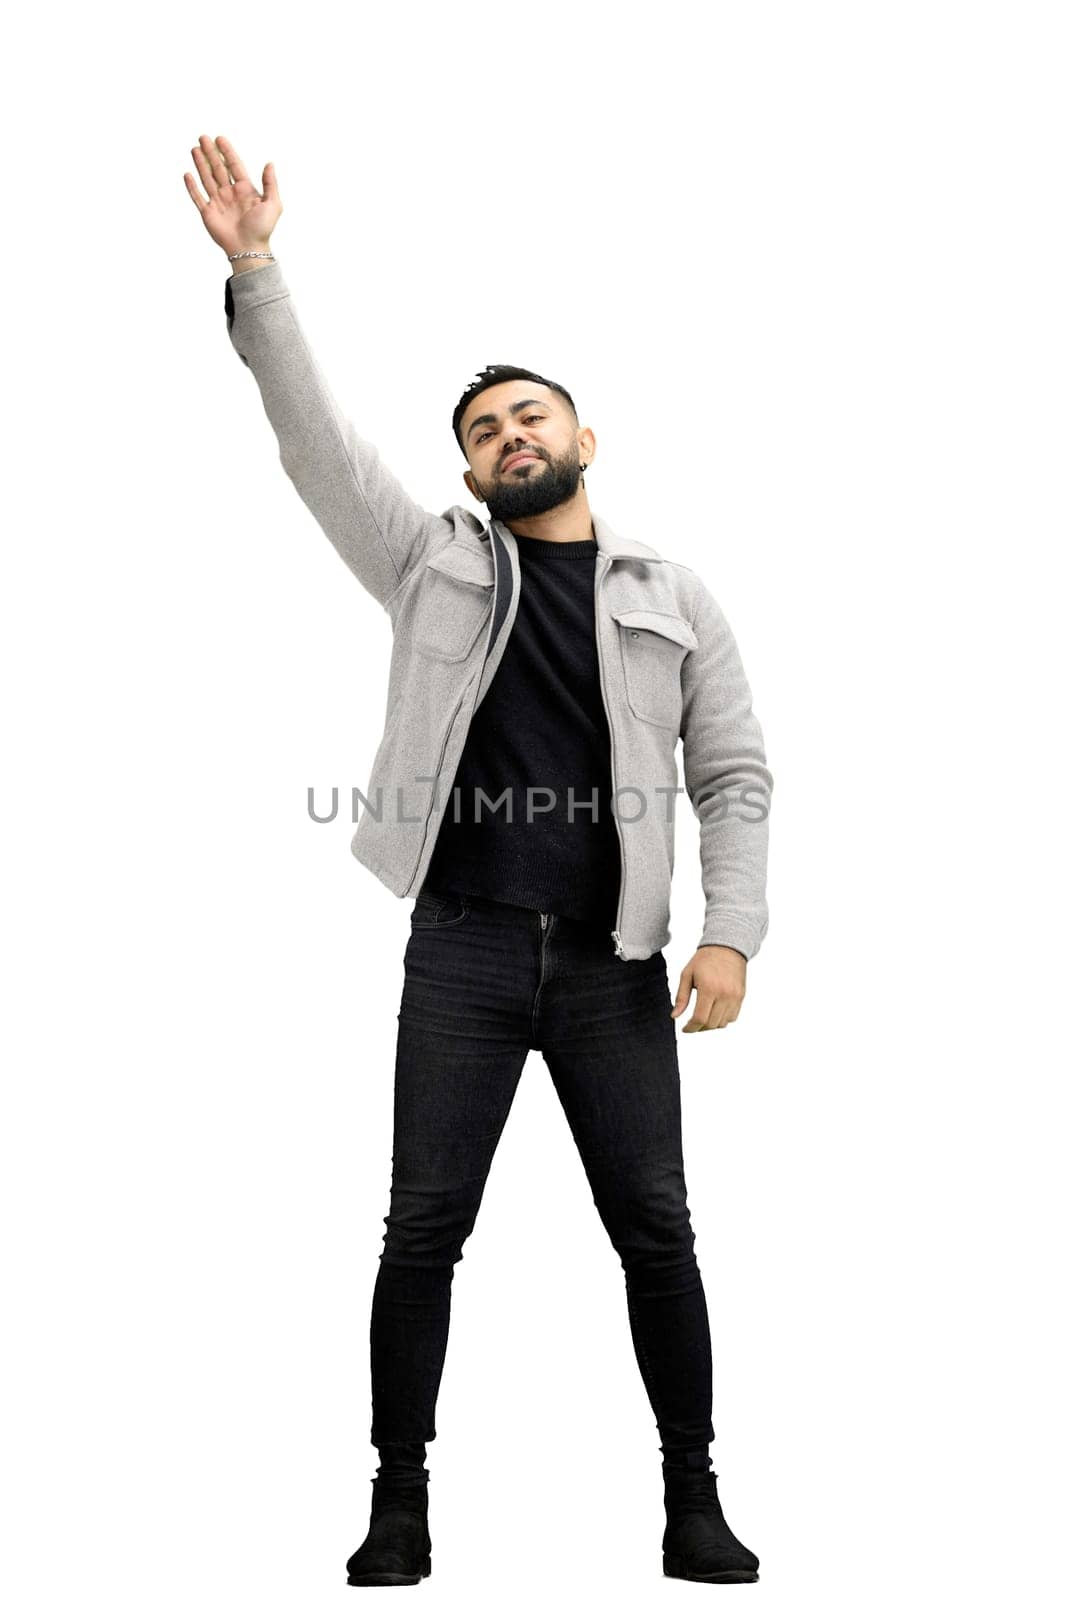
[185,133,771,1586]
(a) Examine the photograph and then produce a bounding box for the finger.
[215,135,249,185]
[671,970,693,1019]
[262,160,280,204]
[200,134,232,191]
[182,170,208,213]
[703,999,728,1031]
[722,994,745,1026]
[191,143,221,203]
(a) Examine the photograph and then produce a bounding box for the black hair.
[452,364,578,459]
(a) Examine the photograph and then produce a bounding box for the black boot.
[346,1478,432,1586]
[662,1464,760,1583]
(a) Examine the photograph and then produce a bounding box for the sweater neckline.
[513,533,599,560]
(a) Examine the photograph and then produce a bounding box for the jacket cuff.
[225,258,288,307]
[698,916,764,961]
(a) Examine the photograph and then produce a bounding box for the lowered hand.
[671,946,747,1032]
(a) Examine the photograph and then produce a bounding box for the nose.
[504,421,541,453]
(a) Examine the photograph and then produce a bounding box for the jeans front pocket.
[410,890,469,929]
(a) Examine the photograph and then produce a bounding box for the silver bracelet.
[227,250,276,261]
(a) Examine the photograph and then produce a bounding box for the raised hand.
[183,134,282,258]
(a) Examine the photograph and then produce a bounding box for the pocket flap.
[612,608,698,652]
[425,541,495,587]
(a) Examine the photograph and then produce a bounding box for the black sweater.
[422,532,622,928]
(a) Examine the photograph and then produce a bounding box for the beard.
[477,438,584,522]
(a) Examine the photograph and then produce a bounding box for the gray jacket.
[225,260,772,962]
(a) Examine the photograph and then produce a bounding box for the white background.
[2,2,1064,1595]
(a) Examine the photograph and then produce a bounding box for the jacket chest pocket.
[413,544,495,663]
[612,608,698,730]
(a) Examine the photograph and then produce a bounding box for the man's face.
[459,379,593,521]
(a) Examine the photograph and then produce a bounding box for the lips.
[502,452,541,472]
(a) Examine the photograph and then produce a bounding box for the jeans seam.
[626,1278,667,1423]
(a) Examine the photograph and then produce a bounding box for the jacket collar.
[475,507,663,563]
[589,510,664,562]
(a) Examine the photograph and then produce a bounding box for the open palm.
[183,134,282,256]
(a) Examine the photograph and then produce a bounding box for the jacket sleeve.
[679,580,773,961]
[225,261,449,607]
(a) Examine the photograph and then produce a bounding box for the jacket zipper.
[594,557,627,959]
[402,680,470,895]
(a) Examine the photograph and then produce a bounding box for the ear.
[578,424,596,469]
[463,467,482,501]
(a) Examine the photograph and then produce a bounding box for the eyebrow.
[465,397,553,443]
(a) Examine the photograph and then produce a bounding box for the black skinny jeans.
[369,889,715,1457]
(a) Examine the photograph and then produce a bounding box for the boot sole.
[346,1554,431,1585]
[663,1554,758,1582]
